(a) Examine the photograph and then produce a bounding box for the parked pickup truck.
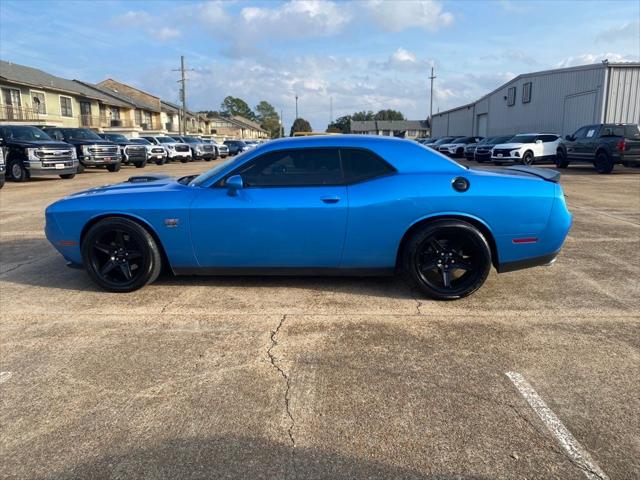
[0,125,78,182]
[558,123,640,174]
[99,133,147,168]
[43,127,122,173]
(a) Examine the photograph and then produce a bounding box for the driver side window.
[572,127,588,140]
[234,148,343,187]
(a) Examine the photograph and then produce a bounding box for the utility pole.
[295,95,299,120]
[280,109,284,138]
[429,66,436,126]
[330,96,333,125]
[173,56,194,136]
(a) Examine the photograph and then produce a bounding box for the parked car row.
[0,123,265,184]
[419,123,640,174]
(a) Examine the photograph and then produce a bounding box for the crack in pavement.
[267,314,297,479]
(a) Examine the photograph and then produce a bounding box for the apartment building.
[0,60,131,131]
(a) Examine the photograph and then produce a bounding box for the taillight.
[617,139,626,151]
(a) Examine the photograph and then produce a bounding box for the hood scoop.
[127,174,171,183]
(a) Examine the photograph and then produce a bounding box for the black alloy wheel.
[82,217,162,292]
[404,220,492,300]
[555,149,569,168]
[594,152,614,174]
[522,151,534,166]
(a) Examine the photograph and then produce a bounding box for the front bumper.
[492,155,518,163]
[80,155,123,167]
[26,160,78,176]
[168,150,192,159]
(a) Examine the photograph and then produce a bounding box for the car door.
[565,127,587,160]
[189,147,348,269]
[540,134,559,158]
[580,126,599,159]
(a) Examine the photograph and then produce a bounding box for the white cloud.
[153,27,181,41]
[111,10,181,42]
[363,0,454,32]
[555,52,639,68]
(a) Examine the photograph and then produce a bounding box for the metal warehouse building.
[431,62,640,138]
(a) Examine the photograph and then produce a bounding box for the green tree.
[326,115,351,134]
[290,117,312,136]
[351,110,374,121]
[374,109,405,121]
[255,100,281,138]
[220,96,255,120]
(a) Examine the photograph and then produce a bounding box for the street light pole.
[295,95,299,120]
[429,66,436,125]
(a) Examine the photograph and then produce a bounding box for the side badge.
[164,218,180,228]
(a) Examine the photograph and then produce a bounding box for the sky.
[1,0,639,132]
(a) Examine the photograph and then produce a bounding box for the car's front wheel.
[134,160,146,168]
[522,151,535,166]
[403,220,492,300]
[59,173,75,180]
[8,158,28,182]
[82,217,162,292]
[555,149,569,168]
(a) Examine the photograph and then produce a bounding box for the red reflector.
[617,139,626,151]
[58,240,78,247]
[513,237,538,244]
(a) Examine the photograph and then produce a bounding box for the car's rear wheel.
[522,151,535,166]
[403,220,492,300]
[555,149,569,168]
[594,152,614,174]
[82,217,162,292]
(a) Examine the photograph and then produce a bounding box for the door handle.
[321,196,340,204]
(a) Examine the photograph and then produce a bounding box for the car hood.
[68,174,177,197]
[66,140,116,146]
[7,139,72,149]
[493,143,525,149]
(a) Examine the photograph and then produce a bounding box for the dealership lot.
[1,162,638,479]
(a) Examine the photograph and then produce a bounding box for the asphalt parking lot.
[1,160,638,479]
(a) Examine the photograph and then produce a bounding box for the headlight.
[82,145,91,156]
[70,148,77,160]
[168,145,175,150]
[25,148,40,161]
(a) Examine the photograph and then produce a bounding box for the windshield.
[61,128,102,141]
[492,135,515,144]
[157,137,176,144]
[190,152,250,187]
[4,126,53,141]
[183,136,201,144]
[105,134,128,142]
[509,134,537,143]
[433,137,456,145]
[130,138,151,145]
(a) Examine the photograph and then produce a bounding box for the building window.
[507,87,516,106]
[135,109,142,125]
[31,91,46,114]
[60,96,73,117]
[522,82,532,103]
[111,107,121,120]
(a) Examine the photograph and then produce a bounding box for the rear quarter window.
[340,148,396,184]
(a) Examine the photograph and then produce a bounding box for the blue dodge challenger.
[45,135,572,299]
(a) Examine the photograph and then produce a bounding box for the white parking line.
[505,371,609,480]
[0,371,13,384]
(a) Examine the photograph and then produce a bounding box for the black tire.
[0,175,5,189]
[134,160,146,168]
[456,147,464,157]
[180,157,189,164]
[475,157,485,163]
[77,162,85,174]
[81,217,162,293]
[59,173,75,180]
[106,163,121,172]
[522,151,535,166]
[402,220,492,300]
[8,158,28,182]
[555,149,569,168]
[594,152,614,174]
[155,158,166,166]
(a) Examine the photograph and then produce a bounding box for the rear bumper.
[497,251,559,273]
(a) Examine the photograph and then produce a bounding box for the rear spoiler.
[504,166,560,183]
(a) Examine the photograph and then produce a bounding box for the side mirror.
[565,135,573,141]
[535,139,542,144]
[226,175,243,196]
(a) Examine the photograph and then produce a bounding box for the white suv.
[140,135,192,163]
[492,133,562,165]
